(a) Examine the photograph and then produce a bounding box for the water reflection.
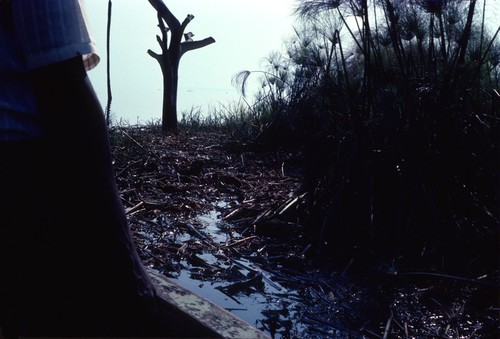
[168,206,331,338]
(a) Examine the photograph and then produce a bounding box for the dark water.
[165,207,354,338]
[150,205,497,339]
[171,259,315,338]
[173,208,299,337]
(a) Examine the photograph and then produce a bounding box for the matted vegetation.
[108,124,498,338]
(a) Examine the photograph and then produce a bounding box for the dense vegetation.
[222,0,499,275]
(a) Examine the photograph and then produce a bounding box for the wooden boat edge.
[147,268,270,339]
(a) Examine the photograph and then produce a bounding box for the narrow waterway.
[163,205,360,338]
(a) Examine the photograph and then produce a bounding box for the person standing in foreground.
[0,0,169,336]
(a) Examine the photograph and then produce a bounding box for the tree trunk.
[148,0,215,133]
[162,62,179,132]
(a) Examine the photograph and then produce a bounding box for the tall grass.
[241,0,499,273]
[179,102,267,140]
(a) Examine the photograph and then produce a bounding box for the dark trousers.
[0,140,167,338]
[0,58,169,337]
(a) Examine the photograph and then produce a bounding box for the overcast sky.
[86,1,297,124]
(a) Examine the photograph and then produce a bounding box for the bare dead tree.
[147,0,215,133]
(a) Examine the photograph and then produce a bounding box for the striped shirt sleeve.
[12,0,100,71]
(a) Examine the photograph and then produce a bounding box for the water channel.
[154,203,374,338]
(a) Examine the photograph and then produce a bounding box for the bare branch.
[181,14,195,32]
[156,35,167,52]
[147,49,161,62]
[148,0,181,30]
[180,37,216,56]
